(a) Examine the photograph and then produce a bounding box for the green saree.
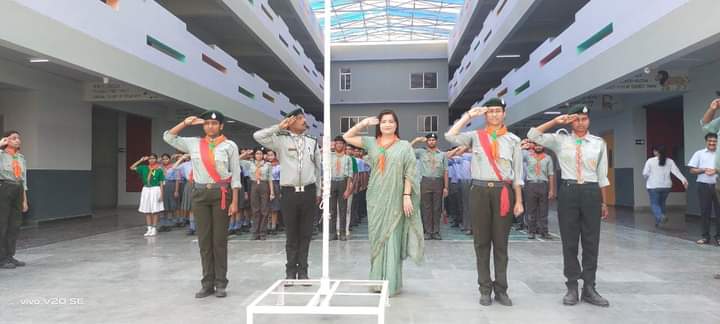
[361,136,424,296]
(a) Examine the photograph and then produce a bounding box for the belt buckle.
[206,184,213,189]
[295,186,304,193]
[487,182,495,188]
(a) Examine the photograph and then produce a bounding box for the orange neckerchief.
[483,125,507,161]
[5,147,22,179]
[335,153,344,175]
[201,135,226,175]
[376,135,399,174]
[533,152,545,176]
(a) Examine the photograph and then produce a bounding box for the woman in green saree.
[344,110,424,296]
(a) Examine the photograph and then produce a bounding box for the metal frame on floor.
[245,279,389,324]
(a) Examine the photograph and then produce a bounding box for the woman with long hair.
[642,145,688,226]
[343,110,424,296]
[130,154,165,237]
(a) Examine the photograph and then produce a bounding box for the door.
[92,107,119,208]
[601,131,616,205]
[126,114,152,192]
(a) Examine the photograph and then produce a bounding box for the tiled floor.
[2,206,720,323]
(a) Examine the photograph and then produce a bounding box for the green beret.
[200,110,225,123]
[567,105,590,115]
[482,97,506,108]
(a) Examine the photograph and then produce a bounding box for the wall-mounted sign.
[84,82,165,102]
[635,139,645,145]
[603,70,689,94]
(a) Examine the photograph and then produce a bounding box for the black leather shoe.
[494,292,513,306]
[424,233,431,240]
[195,288,214,298]
[432,233,442,240]
[215,287,227,298]
[581,286,609,307]
[563,286,579,305]
[8,257,25,267]
[297,269,312,287]
[528,233,536,240]
[479,293,492,306]
[541,233,552,240]
[0,260,16,269]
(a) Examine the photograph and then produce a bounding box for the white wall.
[0,58,92,171]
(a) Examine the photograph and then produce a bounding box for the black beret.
[425,133,438,139]
[333,135,346,143]
[286,108,305,118]
[482,97,506,108]
[199,110,225,123]
[568,104,590,115]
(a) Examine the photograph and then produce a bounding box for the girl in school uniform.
[159,153,180,232]
[130,154,165,237]
[174,154,195,235]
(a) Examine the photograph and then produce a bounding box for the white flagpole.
[320,0,332,294]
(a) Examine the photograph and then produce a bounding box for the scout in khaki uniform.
[239,148,274,241]
[330,136,353,241]
[254,108,321,283]
[410,133,449,240]
[445,98,524,307]
[164,110,242,299]
[0,131,28,269]
[522,141,556,239]
[528,104,610,307]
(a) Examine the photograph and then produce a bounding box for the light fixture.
[29,58,49,63]
[543,111,562,115]
[102,77,109,84]
[496,54,521,58]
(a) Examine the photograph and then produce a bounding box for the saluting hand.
[279,116,297,130]
[184,116,205,126]
[141,156,149,162]
[467,106,488,119]
[361,116,380,127]
[553,114,578,125]
[710,99,720,111]
[0,137,8,148]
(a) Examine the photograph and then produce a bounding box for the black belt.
[281,184,316,193]
[0,179,21,186]
[471,180,510,188]
[526,180,548,184]
[562,180,598,186]
[194,183,229,189]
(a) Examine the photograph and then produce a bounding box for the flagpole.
[320,0,332,294]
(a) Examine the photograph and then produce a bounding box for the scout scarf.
[147,162,160,185]
[477,129,511,217]
[482,125,508,161]
[199,135,231,210]
[533,152,545,176]
[4,146,22,179]
[376,135,398,174]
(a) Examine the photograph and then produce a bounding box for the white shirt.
[642,157,687,189]
[688,148,717,184]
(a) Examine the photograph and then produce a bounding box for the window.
[417,115,438,133]
[410,72,437,89]
[340,116,368,134]
[339,68,351,91]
